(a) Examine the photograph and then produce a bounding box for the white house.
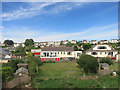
[70,40,76,44]
[62,40,69,44]
[14,43,25,47]
[82,40,87,43]
[86,44,118,59]
[108,39,118,43]
[89,40,98,44]
[54,41,61,46]
[99,40,108,44]
[38,46,82,61]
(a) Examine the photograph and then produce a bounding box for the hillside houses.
[108,39,118,43]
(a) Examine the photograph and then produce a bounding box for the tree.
[3,59,24,72]
[25,45,33,52]
[27,56,42,76]
[1,67,14,82]
[76,41,82,46]
[4,39,14,47]
[74,46,78,51]
[15,45,26,56]
[83,43,92,51]
[25,39,34,46]
[66,42,74,47]
[100,57,115,65]
[77,54,99,74]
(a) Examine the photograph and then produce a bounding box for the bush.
[77,54,99,74]
[100,57,115,65]
[1,67,14,82]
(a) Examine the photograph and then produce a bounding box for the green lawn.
[37,62,83,79]
[30,62,119,88]
[109,62,118,71]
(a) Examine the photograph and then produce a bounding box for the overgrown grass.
[30,62,118,88]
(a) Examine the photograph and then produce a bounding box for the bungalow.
[40,46,82,61]
[82,40,87,44]
[14,43,25,47]
[70,40,76,44]
[86,44,118,60]
[89,40,98,44]
[99,40,108,44]
[108,39,118,43]
[62,40,69,44]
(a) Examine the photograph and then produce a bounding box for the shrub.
[77,54,99,74]
[100,57,115,65]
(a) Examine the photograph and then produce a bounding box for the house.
[86,44,118,60]
[89,40,97,44]
[40,46,82,61]
[40,42,47,46]
[70,40,76,44]
[0,48,12,63]
[62,40,69,44]
[82,40,87,43]
[108,39,118,43]
[99,40,108,44]
[34,42,40,47]
[47,41,54,45]
[14,43,25,47]
[0,42,5,47]
[31,49,41,56]
[54,41,61,46]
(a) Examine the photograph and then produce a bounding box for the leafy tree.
[66,42,74,47]
[15,45,26,56]
[1,67,14,82]
[76,41,82,46]
[25,39,34,46]
[27,56,42,76]
[74,46,78,51]
[25,45,33,52]
[82,43,92,51]
[4,39,14,47]
[100,57,115,65]
[77,54,99,74]
[3,59,24,72]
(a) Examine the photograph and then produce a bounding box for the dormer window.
[91,52,97,55]
[97,46,107,49]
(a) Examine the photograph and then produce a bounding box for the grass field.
[30,62,119,88]
[37,62,83,79]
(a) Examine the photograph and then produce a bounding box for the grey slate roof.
[42,46,74,51]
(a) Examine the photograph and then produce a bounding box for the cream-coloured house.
[86,44,118,58]
[40,46,82,61]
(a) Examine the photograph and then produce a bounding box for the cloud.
[2,23,117,42]
[1,2,87,21]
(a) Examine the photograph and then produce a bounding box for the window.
[91,52,97,55]
[64,52,65,54]
[97,46,107,49]
[47,53,49,57]
[77,53,80,57]
[105,52,106,54]
[67,52,71,55]
[61,52,62,54]
[58,52,59,54]
[100,52,102,54]
[43,52,46,57]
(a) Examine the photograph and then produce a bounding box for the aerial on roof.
[42,46,74,51]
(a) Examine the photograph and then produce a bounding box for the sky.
[1,2,118,43]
